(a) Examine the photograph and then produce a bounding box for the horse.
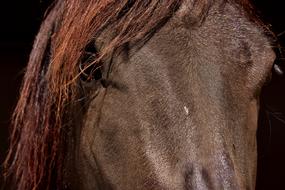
[3,0,280,189]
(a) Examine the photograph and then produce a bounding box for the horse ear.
[176,0,212,26]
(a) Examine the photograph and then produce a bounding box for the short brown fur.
[4,0,268,190]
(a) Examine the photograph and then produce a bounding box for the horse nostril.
[272,45,285,76]
[273,63,284,76]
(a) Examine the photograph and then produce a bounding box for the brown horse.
[4,0,279,189]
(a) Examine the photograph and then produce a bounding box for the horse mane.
[3,0,264,189]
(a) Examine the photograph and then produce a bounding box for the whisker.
[267,112,285,124]
[277,30,285,38]
[265,105,285,125]
[265,45,285,49]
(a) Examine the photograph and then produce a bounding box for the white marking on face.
[184,106,189,115]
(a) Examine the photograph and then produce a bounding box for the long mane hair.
[4,0,264,189]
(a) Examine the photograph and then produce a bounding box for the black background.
[0,1,284,189]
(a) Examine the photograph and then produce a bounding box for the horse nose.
[184,164,214,190]
[183,161,240,190]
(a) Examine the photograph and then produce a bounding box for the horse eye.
[79,41,103,82]
[79,62,102,82]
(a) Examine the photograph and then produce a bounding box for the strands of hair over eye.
[3,0,263,189]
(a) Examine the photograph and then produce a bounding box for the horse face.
[77,1,276,190]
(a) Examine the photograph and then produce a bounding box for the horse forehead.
[157,1,272,58]
[127,0,274,91]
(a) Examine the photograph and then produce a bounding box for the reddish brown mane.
[4,0,263,189]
